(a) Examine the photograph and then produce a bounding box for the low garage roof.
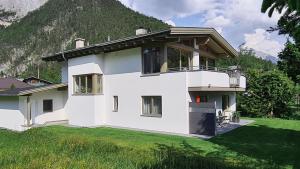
[0,83,67,96]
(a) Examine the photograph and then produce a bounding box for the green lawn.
[0,118,299,169]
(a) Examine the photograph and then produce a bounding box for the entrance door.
[222,95,230,111]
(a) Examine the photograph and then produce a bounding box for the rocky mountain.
[239,44,279,64]
[0,0,48,26]
[254,51,279,64]
[0,0,168,82]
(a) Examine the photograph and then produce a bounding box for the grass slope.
[0,118,299,169]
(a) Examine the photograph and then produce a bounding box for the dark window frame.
[141,96,162,117]
[43,99,53,113]
[113,96,118,112]
[142,47,162,75]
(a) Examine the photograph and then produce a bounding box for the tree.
[278,41,300,83]
[217,48,276,72]
[261,0,300,85]
[261,0,300,43]
[261,0,300,17]
[239,70,295,117]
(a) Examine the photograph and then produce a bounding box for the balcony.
[167,66,246,91]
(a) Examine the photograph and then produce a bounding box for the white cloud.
[119,0,220,20]
[244,29,284,56]
[118,0,286,57]
[165,20,176,26]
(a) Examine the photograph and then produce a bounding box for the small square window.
[113,96,118,112]
[43,100,53,113]
[142,96,162,117]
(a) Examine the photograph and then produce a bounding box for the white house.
[0,27,246,135]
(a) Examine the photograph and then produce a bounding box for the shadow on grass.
[141,141,246,169]
[209,125,300,168]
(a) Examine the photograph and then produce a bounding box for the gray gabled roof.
[42,27,238,62]
[0,77,32,89]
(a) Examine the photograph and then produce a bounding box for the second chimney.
[136,27,148,36]
[75,38,85,48]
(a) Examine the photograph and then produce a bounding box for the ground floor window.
[43,100,53,113]
[142,96,162,117]
[73,74,103,95]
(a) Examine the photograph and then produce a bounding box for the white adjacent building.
[0,27,246,135]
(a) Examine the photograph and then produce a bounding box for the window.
[142,96,162,117]
[142,47,161,74]
[43,100,53,113]
[73,74,103,95]
[167,47,192,71]
[113,96,118,112]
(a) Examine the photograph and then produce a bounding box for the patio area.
[217,119,254,135]
[192,119,255,139]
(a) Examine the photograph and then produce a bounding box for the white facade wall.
[188,71,231,88]
[104,48,190,134]
[67,54,106,126]
[0,97,26,131]
[59,47,244,135]
[28,89,68,125]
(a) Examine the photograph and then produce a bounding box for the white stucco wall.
[104,48,190,134]
[188,71,231,88]
[67,54,106,126]
[28,89,68,125]
[0,96,26,131]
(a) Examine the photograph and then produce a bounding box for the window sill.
[140,114,162,118]
[72,93,104,96]
[43,111,53,113]
[140,73,161,77]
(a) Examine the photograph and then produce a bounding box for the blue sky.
[119,0,287,57]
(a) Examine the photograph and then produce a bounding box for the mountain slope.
[0,0,168,81]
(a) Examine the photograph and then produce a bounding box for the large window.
[142,96,162,117]
[167,47,191,71]
[74,74,103,95]
[43,100,53,113]
[142,47,161,74]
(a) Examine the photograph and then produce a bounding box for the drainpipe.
[26,96,32,127]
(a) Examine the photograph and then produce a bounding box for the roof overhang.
[42,27,238,62]
[18,83,67,96]
[0,83,68,96]
[169,27,238,58]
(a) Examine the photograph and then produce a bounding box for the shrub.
[239,70,295,117]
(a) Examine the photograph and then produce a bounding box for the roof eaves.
[42,29,171,61]
[18,83,68,96]
[170,27,238,57]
